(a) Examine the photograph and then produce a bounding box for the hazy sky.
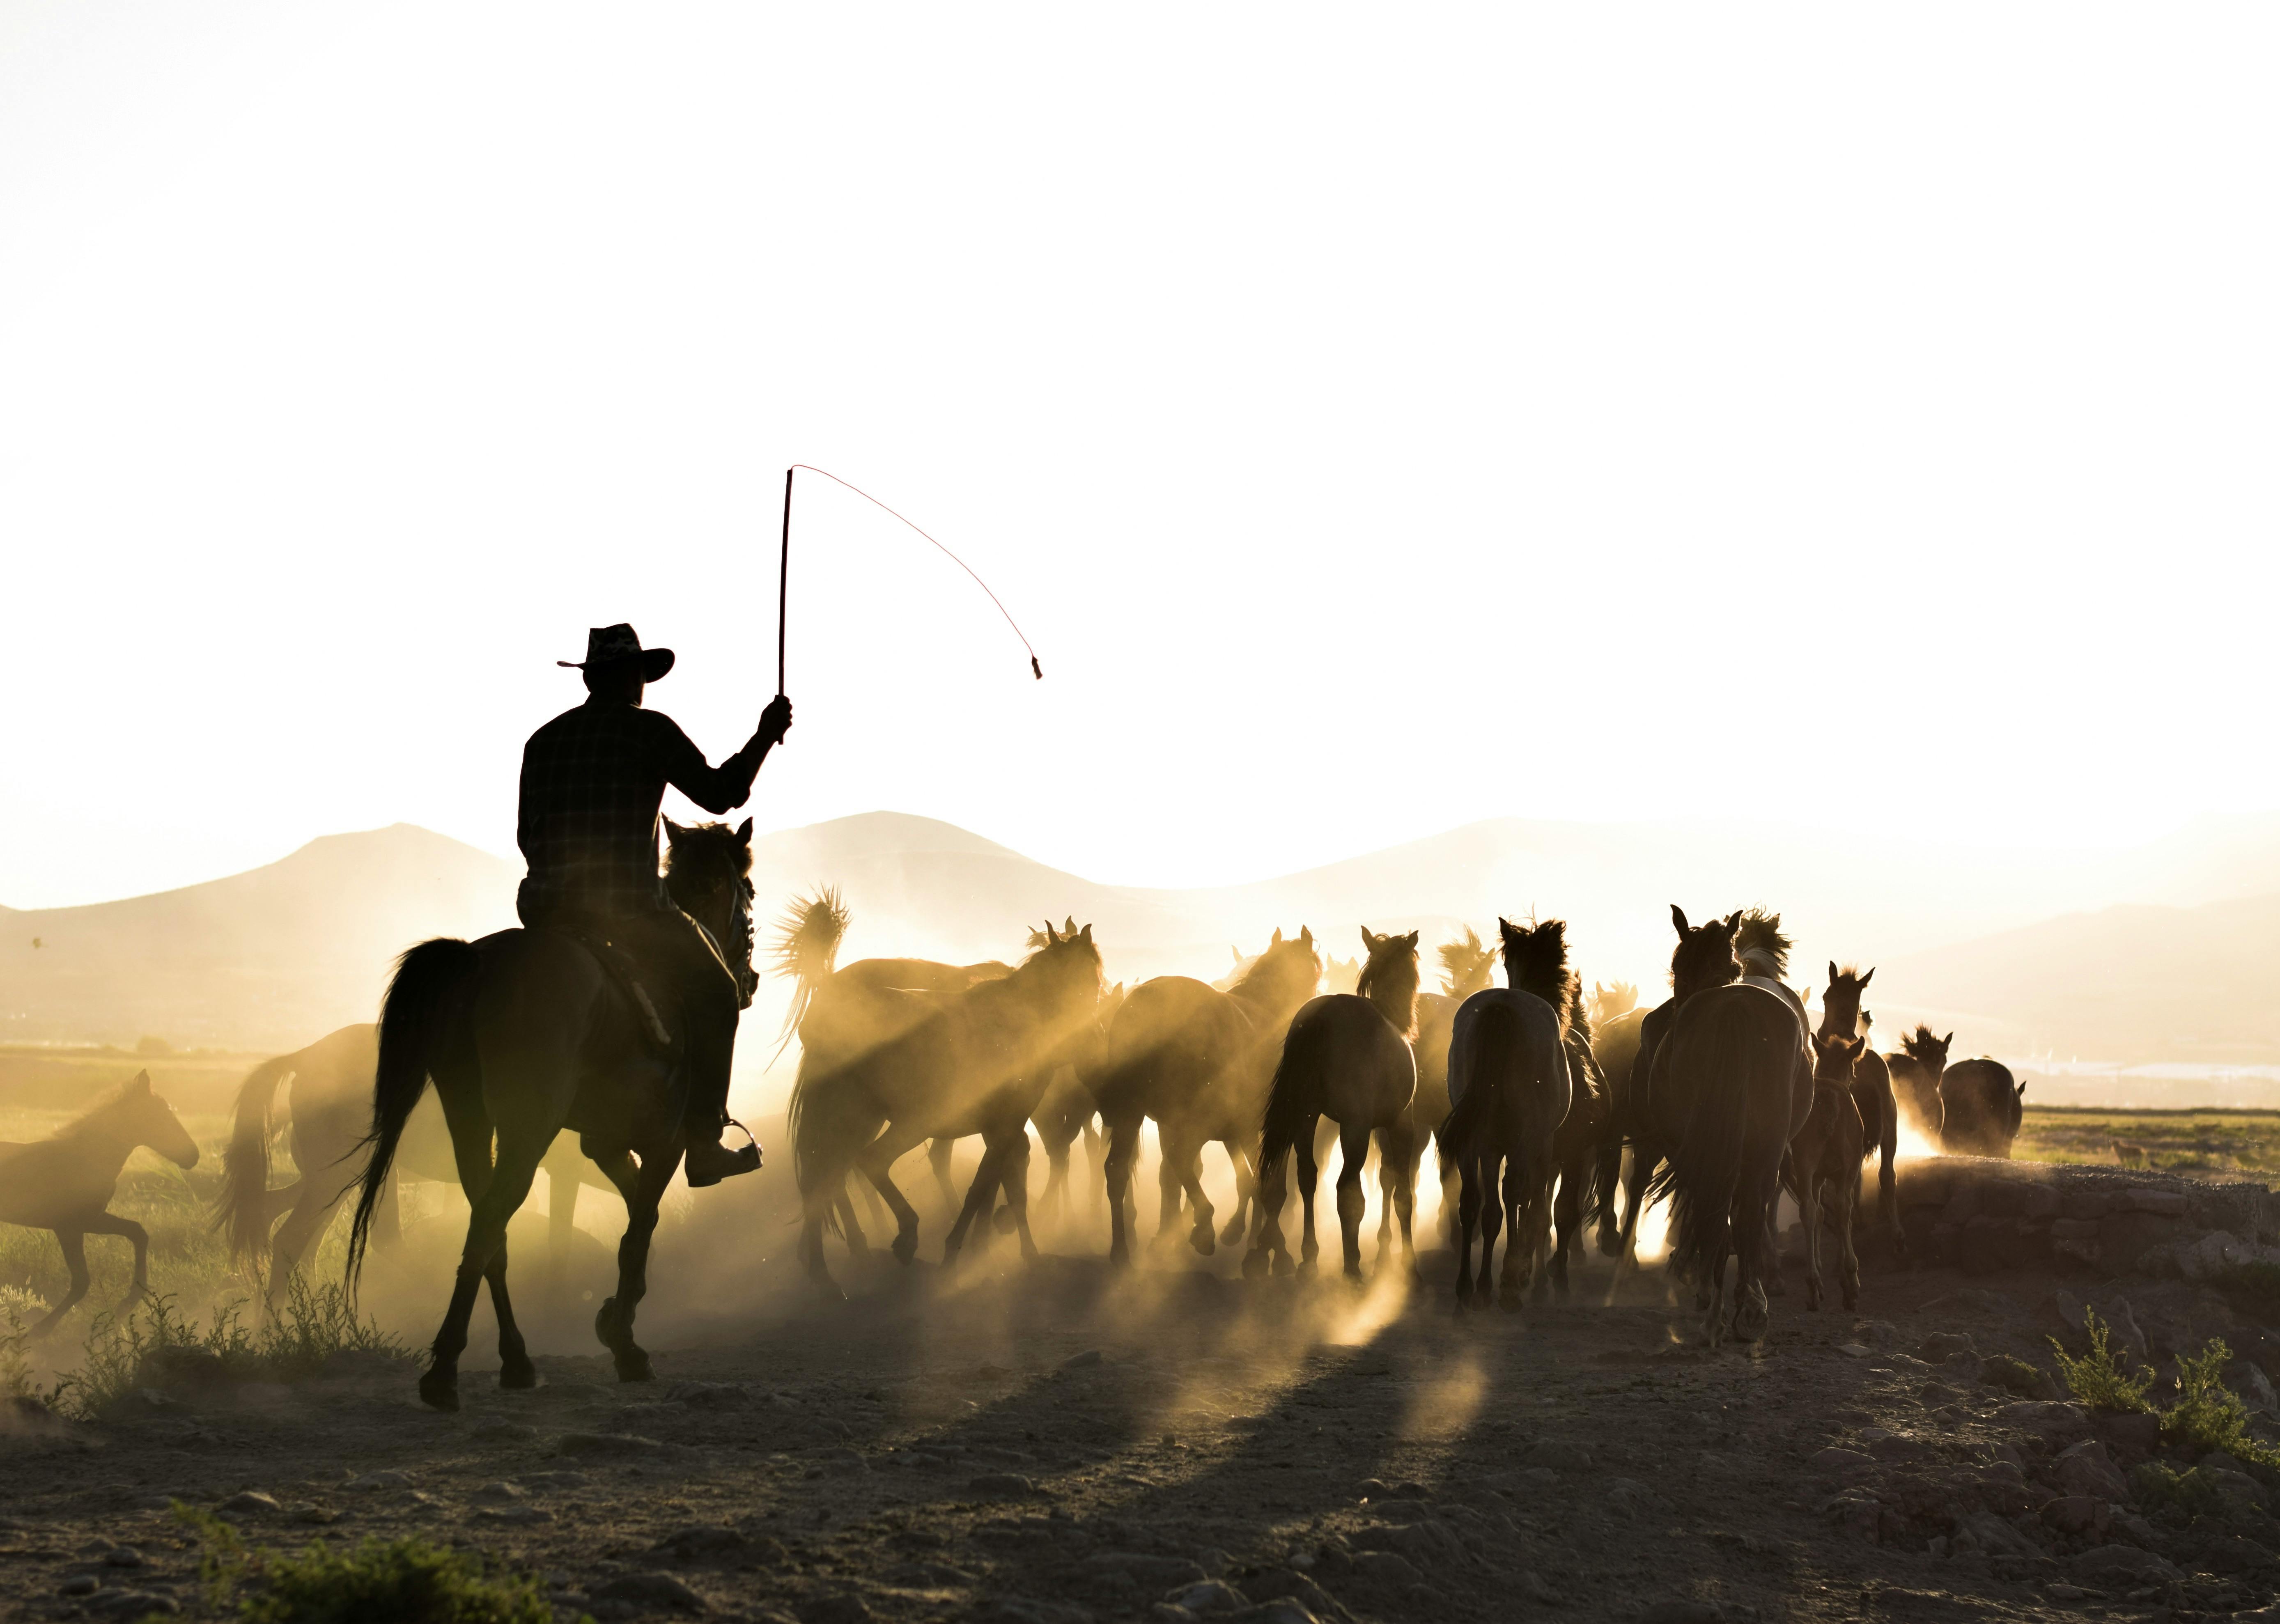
[5,5,2276,909]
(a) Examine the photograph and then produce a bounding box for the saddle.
[545,921,681,1059]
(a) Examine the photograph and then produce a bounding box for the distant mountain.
[6,808,2279,1062]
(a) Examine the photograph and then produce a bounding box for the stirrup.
[684,1120,762,1188]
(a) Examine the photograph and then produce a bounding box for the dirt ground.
[8,1199,2280,1624]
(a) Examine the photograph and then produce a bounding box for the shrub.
[2131,1461,2227,1519]
[180,1509,560,1623]
[56,1282,404,1420]
[2049,1308,2156,1413]
[1982,1354,2055,1398]
[2163,1339,2280,1471]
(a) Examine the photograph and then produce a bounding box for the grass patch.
[2050,1308,2156,1413]
[2163,1340,2280,1471]
[57,1280,404,1420]
[181,1508,563,1623]
[2014,1106,2280,1174]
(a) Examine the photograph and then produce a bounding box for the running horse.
[0,1071,200,1339]
[347,818,760,1411]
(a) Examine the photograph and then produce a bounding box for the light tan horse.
[0,1071,200,1338]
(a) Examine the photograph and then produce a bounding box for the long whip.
[776,464,1044,699]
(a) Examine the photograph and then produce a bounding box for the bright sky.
[4,5,2275,909]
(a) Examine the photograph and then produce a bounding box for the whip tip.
[1031,656,1043,681]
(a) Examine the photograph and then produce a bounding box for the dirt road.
[4,1236,2275,1624]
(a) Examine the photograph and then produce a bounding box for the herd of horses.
[0,817,2030,1404]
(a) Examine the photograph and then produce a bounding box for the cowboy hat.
[558,623,675,682]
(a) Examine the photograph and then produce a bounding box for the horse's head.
[1027,919,1106,1020]
[1233,927,1321,1014]
[1437,927,1497,999]
[1667,905,1741,1000]
[1733,908,1791,982]
[1812,1030,1866,1087]
[664,817,758,1008]
[115,1070,200,1170]
[1590,979,1639,1024]
[1321,953,1361,995]
[1819,963,1874,1039]
[1495,916,1573,1007]
[1355,927,1421,1035]
[1901,1023,1953,1078]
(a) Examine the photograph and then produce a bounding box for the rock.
[1516,1466,1559,1488]
[2200,1534,2278,1574]
[1061,1350,1104,1369]
[2098,1411,2161,1454]
[2204,1466,2269,1514]
[472,1420,537,1443]
[87,1593,177,1618]
[2073,1544,2183,1587]
[557,1431,673,1459]
[517,1470,588,1491]
[1835,1344,1871,1359]
[593,1571,709,1612]
[664,1381,751,1410]
[1170,1581,1247,1613]
[1810,1447,1875,1473]
[478,1506,552,1525]
[1349,1551,1418,1586]
[975,1601,1093,1624]
[344,1470,413,1492]
[1639,1604,1724,1624]
[101,1547,145,1568]
[653,1526,749,1562]
[1523,1439,1591,1473]
[794,1596,874,1624]
[1918,1331,1976,1363]
[216,1491,279,1516]
[814,1448,868,1475]
[2055,1440,2128,1502]
[472,1482,525,1502]
[967,1473,1036,1495]
[59,1575,100,1597]
[1997,1401,2091,1442]
[2233,1361,2280,1414]
[1086,1553,1207,1590]
[1230,1606,1319,1624]
[2040,1496,2108,1536]
[1607,1479,1662,1519]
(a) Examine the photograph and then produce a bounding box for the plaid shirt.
[517,698,762,921]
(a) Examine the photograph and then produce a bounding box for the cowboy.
[517,624,792,1186]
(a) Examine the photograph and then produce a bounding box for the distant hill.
[5,809,2279,1062]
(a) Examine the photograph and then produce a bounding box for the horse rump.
[214,1051,297,1264]
[1666,995,1784,1285]
[347,938,479,1282]
[1258,1009,1333,1179]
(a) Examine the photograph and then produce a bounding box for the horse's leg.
[999,1129,1040,1261]
[1334,1119,1371,1283]
[1499,1158,1533,1310]
[1453,1157,1480,1311]
[420,1109,539,1413]
[26,1229,91,1340]
[591,1147,675,1384]
[942,1136,1007,1268]
[928,1137,958,1213]
[858,1119,932,1266]
[1390,1121,1419,1273]
[1478,1157,1508,1307]
[1150,1127,1187,1250]
[262,1188,340,1317]
[1764,1148,1792,1298]
[482,1229,535,1391]
[1103,1109,1143,1268]
[1171,1133,1217,1257]
[1296,1114,1325,1278]
[83,1212,152,1312]
[547,1163,579,1279]
[1222,1139,1256,1247]
[833,1180,874,1259]
[1798,1152,1826,1313]
[1550,1164,1579,1301]
[1837,1166,1862,1312]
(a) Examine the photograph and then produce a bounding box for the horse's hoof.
[1220,1219,1247,1247]
[891,1234,918,1266]
[1282,1255,1304,1280]
[1240,1249,1269,1281]
[1189,1225,1216,1259]
[500,1356,538,1391]
[417,1370,461,1413]
[1767,1277,1787,1298]
[1110,1248,1133,1272]
[616,1349,654,1383]
[991,1207,1017,1236]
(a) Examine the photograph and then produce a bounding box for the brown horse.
[1246,929,1420,1282]
[1611,907,1742,1266]
[1589,1001,1646,1258]
[788,923,1104,1291]
[1090,929,1321,1266]
[1392,927,1497,1248]
[1441,919,1575,1310]
[1887,1025,1950,1142]
[214,1024,618,1313]
[1651,907,1813,1345]
[1940,1057,2024,1157]
[1589,981,1640,1026]
[1786,1029,1866,1312]
[1816,966,1904,1264]
[348,818,759,1411]
[0,1071,200,1339]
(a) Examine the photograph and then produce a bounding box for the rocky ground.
[6,1227,2280,1624]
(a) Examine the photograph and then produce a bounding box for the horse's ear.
[1828,960,1839,984]
[128,1070,151,1095]
[1670,905,1689,936]
[1403,930,1420,949]
[664,818,684,839]
[1858,967,1874,987]
[1298,927,1312,950]
[735,817,753,842]
[1358,927,1376,952]
[1065,915,1077,936]
[1230,946,1243,964]
[1079,923,1093,944]
[1943,1031,1954,1047]
[1271,927,1283,946]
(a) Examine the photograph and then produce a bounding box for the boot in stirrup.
[684,1121,760,1188]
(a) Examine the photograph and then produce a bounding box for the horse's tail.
[1667,998,1757,1279]
[769,887,850,1064]
[214,1051,298,1263]
[347,938,477,1285]
[1438,1000,1515,1166]
[1258,1013,1329,1179]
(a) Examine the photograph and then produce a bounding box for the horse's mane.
[1354,932,1420,1038]
[1436,927,1496,999]
[1669,909,1741,993]
[1231,935,1319,1006]
[1734,909,1790,977]
[1497,917,1575,1034]
[1902,1023,1950,1060]
[1589,980,1639,1023]
[663,819,754,879]
[57,1078,143,1138]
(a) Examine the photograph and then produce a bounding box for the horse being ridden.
[787,924,1105,1292]
[1440,919,1573,1311]
[1090,929,1321,1266]
[350,816,762,1410]
[214,1023,618,1313]
[0,1071,199,1339]
[1245,928,1421,1282]
[1655,907,1814,1346]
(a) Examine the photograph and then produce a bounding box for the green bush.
[180,1509,563,1624]
[57,1282,404,1420]
[2131,1461,2227,1518]
[1982,1354,2054,1398]
[2050,1308,2156,1413]
[2163,1340,2280,1471]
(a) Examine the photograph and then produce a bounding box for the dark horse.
[347,818,759,1411]
[1940,1057,2024,1157]
[1090,929,1321,1266]
[788,923,1105,1293]
[1887,1025,1951,1144]
[0,1072,200,1339]
[1653,907,1812,1345]
[1588,987,1646,1259]
[1245,929,1420,1282]
[1440,918,1573,1311]
[1816,966,1904,1264]
[1610,907,1740,1268]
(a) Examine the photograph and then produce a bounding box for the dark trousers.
[600,907,742,1134]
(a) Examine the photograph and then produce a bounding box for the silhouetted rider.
[517,624,792,1187]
